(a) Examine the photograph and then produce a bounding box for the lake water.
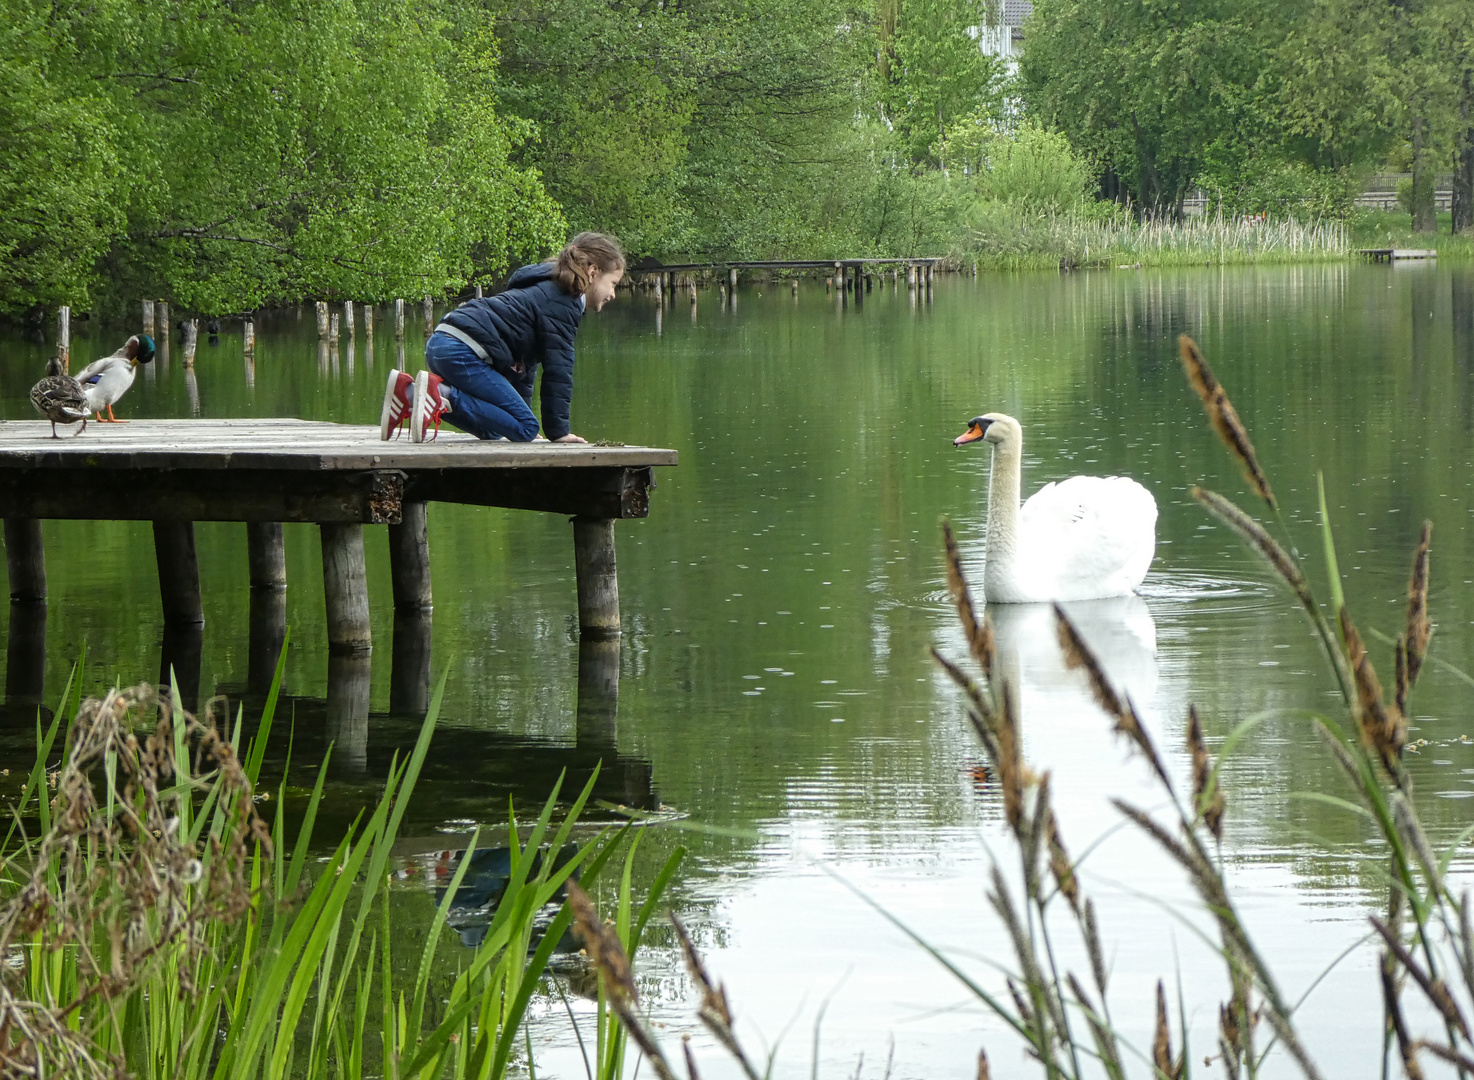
[3,263,1474,1077]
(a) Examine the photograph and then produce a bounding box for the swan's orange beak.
[954,422,984,446]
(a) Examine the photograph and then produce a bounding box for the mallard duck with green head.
[30,356,89,437]
[75,334,155,422]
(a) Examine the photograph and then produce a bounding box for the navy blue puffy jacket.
[439,263,583,439]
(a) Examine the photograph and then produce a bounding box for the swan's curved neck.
[984,437,1022,590]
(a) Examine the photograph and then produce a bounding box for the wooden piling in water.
[853,266,863,311]
[246,522,287,593]
[474,284,484,299]
[423,296,433,334]
[153,521,204,627]
[654,274,664,302]
[388,501,432,611]
[320,523,371,654]
[182,319,198,366]
[143,300,155,336]
[4,519,45,602]
[329,312,339,344]
[158,302,170,338]
[394,299,405,339]
[344,300,354,336]
[56,307,69,371]
[728,267,738,291]
[243,319,255,355]
[315,302,329,340]
[572,517,619,639]
[364,305,374,338]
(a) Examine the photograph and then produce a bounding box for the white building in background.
[977,0,1032,74]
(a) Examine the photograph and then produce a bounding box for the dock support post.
[5,519,46,602]
[728,267,738,292]
[315,302,329,340]
[246,523,287,692]
[853,266,863,311]
[654,274,663,302]
[390,608,432,715]
[247,522,287,592]
[364,304,374,338]
[388,501,432,612]
[326,653,371,775]
[143,300,155,336]
[321,523,371,654]
[575,637,620,749]
[343,300,354,336]
[394,299,405,339]
[182,319,198,366]
[158,301,170,336]
[572,517,619,639]
[243,318,255,355]
[153,521,204,627]
[329,312,339,344]
[57,307,70,370]
[6,601,46,704]
[423,296,434,334]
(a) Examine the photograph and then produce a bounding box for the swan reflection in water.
[986,594,1159,717]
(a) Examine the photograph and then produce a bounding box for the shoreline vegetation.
[5,0,1470,321]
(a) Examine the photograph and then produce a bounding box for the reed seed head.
[1191,488,1312,609]
[1401,520,1432,704]
[1045,806,1079,914]
[1153,980,1180,1079]
[997,679,1025,833]
[943,519,995,681]
[977,1049,991,1080]
[568,881,638,1007]
[1339,607,1405,776]
[1178,335,1276,511]
[1187,706,1225,840]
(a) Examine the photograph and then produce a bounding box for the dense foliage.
[4,0,1473,317]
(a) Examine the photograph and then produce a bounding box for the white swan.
[954,413,1156,603]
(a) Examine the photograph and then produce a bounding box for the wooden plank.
[0,420,677,472]
[407,466,655,519]
[0,469,406,523]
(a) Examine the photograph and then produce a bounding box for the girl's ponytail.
[551,232,625,296]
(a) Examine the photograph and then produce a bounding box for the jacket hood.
[506,262,558,290]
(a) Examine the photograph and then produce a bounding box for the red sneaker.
[379,369,414,440]
[411,371,449,443]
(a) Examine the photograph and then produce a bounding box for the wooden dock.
[634,256,945,310]
[1358,248,1439,262]
[0,419,677,675]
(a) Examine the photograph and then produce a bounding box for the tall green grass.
[0,642,681,1079]
[966,204,1349,270]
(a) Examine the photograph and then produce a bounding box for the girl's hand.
[554,433,587,444]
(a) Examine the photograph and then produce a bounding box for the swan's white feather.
[1014,475,1157,601]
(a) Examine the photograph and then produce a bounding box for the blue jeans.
[424,332,540,441]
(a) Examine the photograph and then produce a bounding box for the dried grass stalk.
[1178,335,1276,510]
[1191,489,1311,608]
[1416,1040,1474,1073]
[943,520,995,680]
[671,913,762,1080]
[976,1048,991,1080]
[996,679,1025,833]
[1339,608,1405,776]
[1056,605,1173,791]
[931,646,997,749]
[568,882,679,1080]
[1083,899,1109,999]
[1398,521,1433,713]
[1067,973,1124,1079]
[1152,980,1179,1079]
[1382,957,1425,1080]
[1044,805,1079,914]
[1370,915,1471,1039]
[1187,706,1225,840]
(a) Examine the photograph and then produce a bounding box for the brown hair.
[551,232,625,295]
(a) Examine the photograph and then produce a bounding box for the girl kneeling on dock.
[381,232,625,443]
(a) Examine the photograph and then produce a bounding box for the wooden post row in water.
[243,319,255,355]
[157,302,169,337]
[315,302,329,340]
[344,300,354,336]
[329,312,339,344]
[423,296,433,334]
[395,299,405,339]
[143,300,155,336]
[364,304,374,337]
